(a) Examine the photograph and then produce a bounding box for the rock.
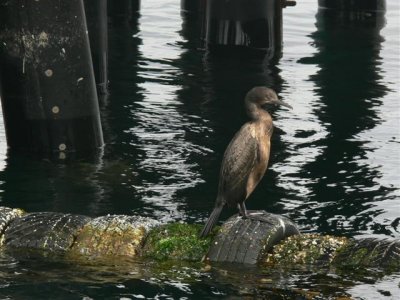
[69,215,160,258]
[262,233,349,265]
[333,238,400,271]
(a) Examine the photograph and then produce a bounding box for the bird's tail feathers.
[199,205,223,238]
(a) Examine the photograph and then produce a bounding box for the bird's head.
[245,86,292,110]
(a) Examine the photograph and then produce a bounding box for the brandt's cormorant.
[200,87,292,237]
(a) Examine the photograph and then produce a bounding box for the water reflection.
[114,2,211,222]
[293,8,397,237]
[0,154,109,215]
[2,250,398,299]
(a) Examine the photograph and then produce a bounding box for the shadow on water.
[295,8,397,237]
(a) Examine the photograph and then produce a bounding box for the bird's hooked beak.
[273,98,293,109]
[263,96,293,110]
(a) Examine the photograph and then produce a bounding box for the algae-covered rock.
[333,238,400,271]
[68,215,160,258]
[0,207,26,245]
[142,223,215,261]
[4,212,91,253]
[262,233,349,266]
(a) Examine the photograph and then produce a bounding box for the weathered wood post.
[84,0,109,95]
[203,0,296,56]
[0,0,104,157]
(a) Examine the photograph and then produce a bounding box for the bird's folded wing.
[219,124,258,193]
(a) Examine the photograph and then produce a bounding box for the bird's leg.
[239,203,271,223]
[238,202,248,218]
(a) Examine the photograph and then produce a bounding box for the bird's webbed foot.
[237,203,271,223]
[246,212,270,223]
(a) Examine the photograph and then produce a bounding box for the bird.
[200,86,292,237]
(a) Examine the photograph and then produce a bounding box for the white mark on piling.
[44,69,53,77]
[37,32,48,47]
[77,77,84,84]
[52,106,60,114]
[59,152,66,160]
[59,144,66,151]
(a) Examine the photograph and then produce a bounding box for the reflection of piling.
[318,0,386,11]
[181,0,202,13]
[180,0,207,43]
[108,0,141,26]
[203,0,296,57]
[84,0,109,95]
[0,0,104,157]
[317,0,386,28]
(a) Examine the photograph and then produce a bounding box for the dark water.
[1,0,400,298]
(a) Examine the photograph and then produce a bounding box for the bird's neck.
[246,102,271,122]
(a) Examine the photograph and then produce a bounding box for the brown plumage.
[200,87,292,237]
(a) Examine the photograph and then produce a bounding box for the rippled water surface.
[1,0,399,299]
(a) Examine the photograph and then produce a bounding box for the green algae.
[142,223,217,261]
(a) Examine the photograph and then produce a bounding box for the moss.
[142,223,217,261]
[334,245,369,267]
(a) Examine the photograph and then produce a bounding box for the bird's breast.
[244,123,271,198]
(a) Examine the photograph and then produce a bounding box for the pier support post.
[0,0,104,157]
[84,0,109,95]
[204,0,296,57]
